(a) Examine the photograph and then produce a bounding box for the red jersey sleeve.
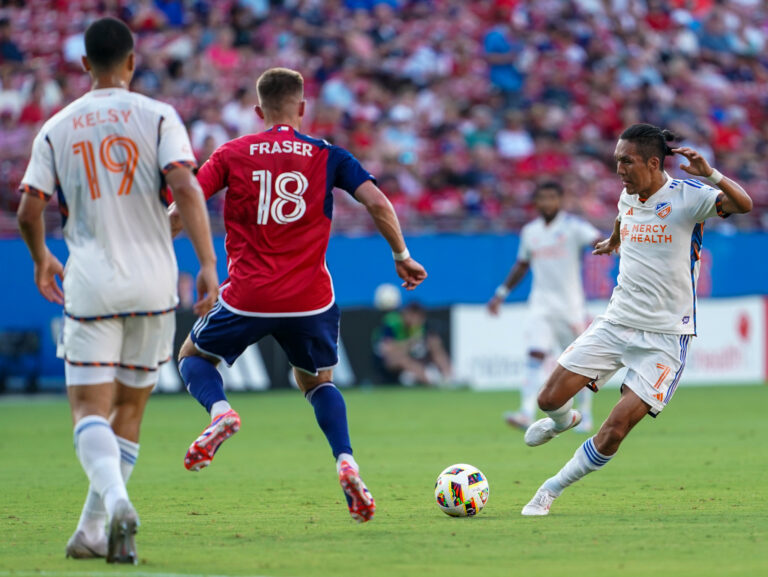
[196,146,229,200]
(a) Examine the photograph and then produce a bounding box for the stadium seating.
[0,0,766,235]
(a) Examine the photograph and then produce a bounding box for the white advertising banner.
[452,297,766,390]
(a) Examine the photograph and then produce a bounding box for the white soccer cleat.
[524,410,582,447]
[65,530,107,559]
[106,500,139,565]
[521,487,557,516]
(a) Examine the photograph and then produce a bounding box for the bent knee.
[178,338,196,362]
[177,337,218,365]
[537,390,558,412]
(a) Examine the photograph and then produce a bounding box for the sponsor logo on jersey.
[655,201,672,219]
[625,207,634,216]
[682,316,690,324]
[627,223,672,244]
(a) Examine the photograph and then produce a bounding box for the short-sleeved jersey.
[517,211,600,323]
[196,125,374,316]
[20,88,196,319]
[604,177,726,335]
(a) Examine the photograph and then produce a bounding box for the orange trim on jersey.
[162,160,197,174]
[715,193,730,219]
[19,183,51,200]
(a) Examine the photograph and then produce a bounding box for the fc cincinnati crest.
[655,201,672,219]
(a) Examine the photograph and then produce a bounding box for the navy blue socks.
[179,356,227,414]
[305,382,353,459]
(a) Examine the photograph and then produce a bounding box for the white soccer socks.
[210,400,232,420]
[542,436,613,497]
[546,397,576,430]
[75,435,138,542]
[73,416,132,521]
[336,452,359,474]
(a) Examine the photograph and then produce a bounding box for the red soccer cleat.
[184,409,241,471]
[338,460,375,523]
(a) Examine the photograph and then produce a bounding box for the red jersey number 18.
[252,169,309,225]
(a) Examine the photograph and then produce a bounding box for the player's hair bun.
[660,128,677,155]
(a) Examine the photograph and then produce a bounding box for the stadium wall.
[1,233,767,388]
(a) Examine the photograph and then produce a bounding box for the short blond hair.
[256,68,304,113]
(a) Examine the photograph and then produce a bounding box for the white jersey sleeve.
[682,178,721,222]
[20,131,57,198]
[517,225,532,262]
[157,107,196,172]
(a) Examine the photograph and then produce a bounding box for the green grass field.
[1,385,767,577]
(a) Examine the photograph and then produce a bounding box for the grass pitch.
[1,385,766,577]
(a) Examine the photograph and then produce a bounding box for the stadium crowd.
[1,0,766,236]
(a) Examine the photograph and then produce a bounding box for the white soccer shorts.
[525,311,586,356]
[58,313,175,388]
[558,316,692,416]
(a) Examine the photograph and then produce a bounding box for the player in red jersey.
[170,68,427,523]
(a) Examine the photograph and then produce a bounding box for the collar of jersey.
[626,174,672,206]
[540,210,565,227]
[87,87,129,96]
[269,124,295,133]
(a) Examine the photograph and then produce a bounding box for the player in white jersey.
[16,18,219,562]
[488,182,600,432]
[519,124,752,516]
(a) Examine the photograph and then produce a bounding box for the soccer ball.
[373,282,402,311]
[434,463,489,517]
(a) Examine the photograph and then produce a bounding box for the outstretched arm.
[165,166,219,315]
[355,180,427,290]
[17,193,65,305]
[672,147,753,214]
[487,260,530,316]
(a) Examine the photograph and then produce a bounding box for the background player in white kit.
[488,182,601,432]
[16,18,219,563]
[519,124,752,516]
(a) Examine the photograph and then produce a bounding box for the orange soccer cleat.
[338,460,376,523]
[184,409,241,471]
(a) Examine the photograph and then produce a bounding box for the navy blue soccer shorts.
[190,301,340,375]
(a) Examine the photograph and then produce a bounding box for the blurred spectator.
[222,86,258,136]
[483,21,524,99]
[190,104,229,152]
[0,17,24,65]
[204,27,241,71]
[372,301,453,386]
[496,111,535,159]
[17,82,44,125]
